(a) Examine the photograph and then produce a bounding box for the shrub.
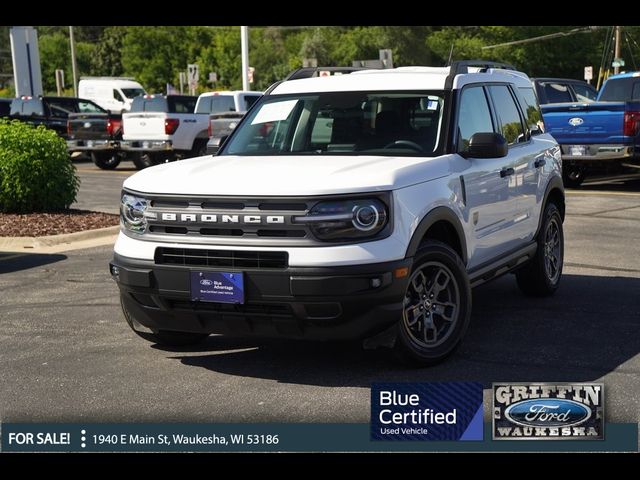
[0,119,79,213]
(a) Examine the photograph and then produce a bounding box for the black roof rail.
[284,66,373,81]
[444,60,517,89]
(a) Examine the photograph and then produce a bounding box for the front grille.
[155,247,288,269]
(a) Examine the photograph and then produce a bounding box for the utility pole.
[69,26,78,96]
[614,26,622,75]
[240,26,249,91]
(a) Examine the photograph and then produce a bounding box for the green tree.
[91,27,125,77]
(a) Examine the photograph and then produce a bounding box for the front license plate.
[190,271,244,304]
[569,145,587,156]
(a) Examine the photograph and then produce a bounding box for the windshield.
[220,91,445,157]
[121,88,145,100]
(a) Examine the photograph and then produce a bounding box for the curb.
[0,225,120,253]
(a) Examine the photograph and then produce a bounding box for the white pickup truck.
[121,94,208,169]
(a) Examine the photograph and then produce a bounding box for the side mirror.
[463,132,508,159]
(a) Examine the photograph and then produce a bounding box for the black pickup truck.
[10,96,125,169]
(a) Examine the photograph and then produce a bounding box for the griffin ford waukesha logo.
[158,213,285,224]
[493,383,604,440]
[568,117,584,126]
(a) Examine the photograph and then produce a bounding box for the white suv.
[111,62,565,366]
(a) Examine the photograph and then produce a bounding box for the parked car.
[78,77,146,113]
[110,62,565,366]
[542,72,640,186]
[120,94,206,169]
[532,78,597,105]
[195,90,262,115]
[67,104,126,170]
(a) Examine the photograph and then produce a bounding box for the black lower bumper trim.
[111,253,411,340]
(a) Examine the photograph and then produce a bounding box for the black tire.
[190,139,208,158]
[120,295,209,347]
[562,166,586,188]
[394,240,472,367]
[91,151,122,170]
[516,202,564,296]
[132,152,161,170]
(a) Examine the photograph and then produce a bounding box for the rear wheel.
[394,241,472,366]
[516,202,564,296]
[91,151,122,170]
[562,165,586,188]
[120,294,209,347]
[132,152,162,170]
[190,139,208,158]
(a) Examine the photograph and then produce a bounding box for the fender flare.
[405,206,468,264]
[535,175,565,237]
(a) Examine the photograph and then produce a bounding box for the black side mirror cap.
[462,132,508,159]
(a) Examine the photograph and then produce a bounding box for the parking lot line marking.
[566,190,640,197]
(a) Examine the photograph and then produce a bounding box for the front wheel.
[562,166,586,188]
[91,151,122,170]
[516,202,564,296]
[394,240,472,366]
[121,295,209,347]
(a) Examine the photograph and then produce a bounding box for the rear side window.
[542,83,573,103]
[78,100,106,113]
[457,86,494,152]
[168,96,197,113]
[517,87,543,135]
[488,85,525,145]
[572,83,597,102]
[243,95,261,111]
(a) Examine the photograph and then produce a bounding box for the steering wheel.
[383,140,424,152]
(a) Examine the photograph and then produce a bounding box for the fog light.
[370,277,382,288]
[110,265,120,278]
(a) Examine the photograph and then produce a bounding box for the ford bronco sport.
[110,61,565,366]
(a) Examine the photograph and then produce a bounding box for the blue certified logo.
[504,398,591,427]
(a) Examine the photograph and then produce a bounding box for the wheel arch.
[535,176,565,238]
[405,207,468,265]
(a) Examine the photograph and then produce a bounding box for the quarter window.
[488,85,525,145]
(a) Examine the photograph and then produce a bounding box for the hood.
[123,154,450,196]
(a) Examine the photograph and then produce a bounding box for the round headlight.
[120,193,149,233]
[353,204,380,231]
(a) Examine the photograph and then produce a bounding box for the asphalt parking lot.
[1,160,639,429]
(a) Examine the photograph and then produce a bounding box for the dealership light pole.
[69,26,78,96]
[241,26,249,91]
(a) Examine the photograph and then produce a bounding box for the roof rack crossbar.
[444,60,517,89]
[283,66,373,81]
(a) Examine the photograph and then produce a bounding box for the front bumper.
[67,139,119,152]
[120,140,173,152]
[110,253,411,340]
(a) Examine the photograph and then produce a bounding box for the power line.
[482,26,607,50]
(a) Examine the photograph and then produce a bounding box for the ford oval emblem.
[83,122,91,128]
[568,117,584,126]
[200,279,213,286]
[504,398,591,428]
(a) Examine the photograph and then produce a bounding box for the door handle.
[500,167,515,178]
[534,158,546,168]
